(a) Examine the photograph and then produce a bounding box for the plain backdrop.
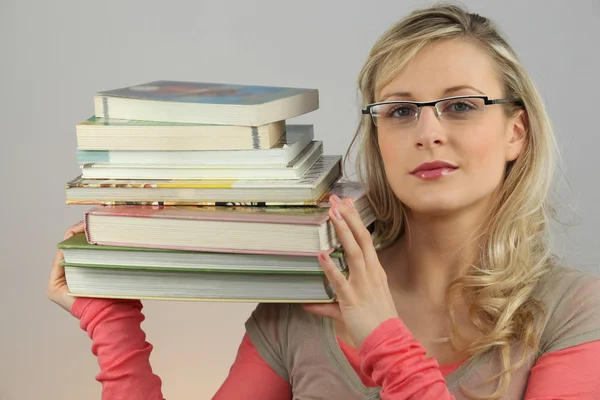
[1,0,599,399]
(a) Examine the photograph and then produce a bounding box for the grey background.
[1,0,598,398]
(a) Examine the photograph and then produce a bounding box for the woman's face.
[376,39,526,217]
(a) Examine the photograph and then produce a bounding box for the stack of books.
[58,80,375,303]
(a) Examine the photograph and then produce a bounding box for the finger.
[340,197,379,265]
[340,198,383,283]
[64,220,84,239]
[302,303,342,321]
[49,249,65,281]
[318,251,352,300]
[329,201,367,280]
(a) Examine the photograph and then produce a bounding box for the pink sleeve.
[358,318,454,399]
[213,333,292,399]
[359,318,600,400]
[524,340,600,398]
[71,297,164,400]
[72,297,291,400]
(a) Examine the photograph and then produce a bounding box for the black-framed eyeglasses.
[361,95,524,128]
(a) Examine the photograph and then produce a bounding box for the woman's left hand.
[302,194,399,348]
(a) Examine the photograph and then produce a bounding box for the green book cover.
[59,233,346,275]
[60,262,333,275]
[58,233,345,258]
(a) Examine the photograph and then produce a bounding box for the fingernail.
[332,207,342,220]
[346,197,355,209]
[319,251,331,262]
[330,194,341,204]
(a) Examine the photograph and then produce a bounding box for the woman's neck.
[384,203,490,306]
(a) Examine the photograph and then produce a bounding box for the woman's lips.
[410,161,458,180]
[411,167,457,180]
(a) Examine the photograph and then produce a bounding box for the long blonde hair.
[347,3,559,398]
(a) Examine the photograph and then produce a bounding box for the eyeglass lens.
[370,97,487,127]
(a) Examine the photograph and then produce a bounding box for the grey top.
[245,265,600,399]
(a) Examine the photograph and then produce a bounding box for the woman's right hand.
[47,221,84,313]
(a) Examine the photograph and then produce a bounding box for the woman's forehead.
[376,39,502,102]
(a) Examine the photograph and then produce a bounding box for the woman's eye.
[446,101,475,112]
[390,106,415,118]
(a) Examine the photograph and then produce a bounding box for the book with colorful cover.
[75,124,314,165]
[65,155,342,205]
[83,181,375,256]
[94,80,319,126]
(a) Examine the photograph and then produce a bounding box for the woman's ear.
[506,109,528,162]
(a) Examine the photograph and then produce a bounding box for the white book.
[76,125,314,166]
[76,117,286,151]
[80,141,323,180]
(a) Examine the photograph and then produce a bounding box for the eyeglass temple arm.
[486,98,524,107]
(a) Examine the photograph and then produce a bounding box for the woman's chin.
[402,199,465,217]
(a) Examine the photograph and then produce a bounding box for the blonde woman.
[48,3,600,399]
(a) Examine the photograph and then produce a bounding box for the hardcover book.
[59,232,348,273]
[83,181,375,256]
[64,266,344,302]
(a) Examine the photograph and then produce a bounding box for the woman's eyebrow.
[379,85,486,101]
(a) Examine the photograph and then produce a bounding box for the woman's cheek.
[462,136,507,187]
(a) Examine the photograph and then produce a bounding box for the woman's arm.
[50,223,164,399]
[72,297,164,400]
[75,294,600,400]
[74,297,291,400]
[359,318,600,399]
[359,318,454,399]
[524,340,600,398]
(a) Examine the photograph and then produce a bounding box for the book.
[75,116,286,151]
[80,140,323,180]
[94,80,319,126]
[75,124,314,166]
[65,155,342,206]
[64,266,343,302]
[59,233,348,273]
[83,181,375,256]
